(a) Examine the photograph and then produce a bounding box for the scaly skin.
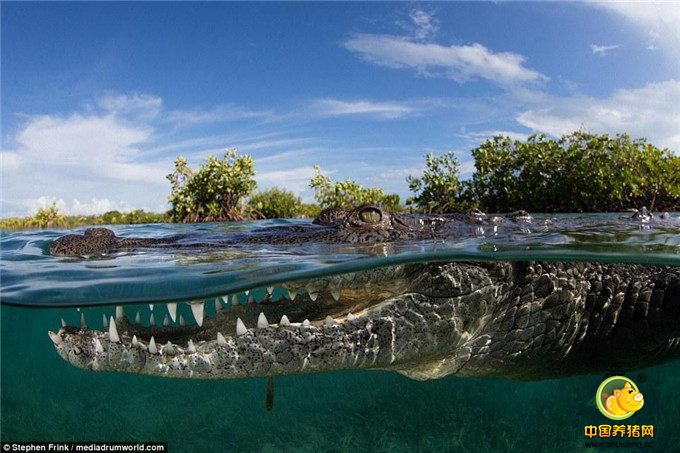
[50,260,680,380]
[48,206,536,256]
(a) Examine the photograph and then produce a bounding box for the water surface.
[1,213,679,451]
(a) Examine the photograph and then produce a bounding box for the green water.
[2,214,680,451]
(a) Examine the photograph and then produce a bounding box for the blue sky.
[2,2,679,217]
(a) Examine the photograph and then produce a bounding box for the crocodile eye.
[359,207,382,224]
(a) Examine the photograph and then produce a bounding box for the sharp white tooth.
[325,316,334,327]
[80,312,87,328]
[280,315,290,326]
[179,315,186,327]
[116,306,124,319]
[187,339,196,353]
[287,289,297,300]
[347,313,356,321]
[61,318,67,327]
[149,304,154,311]
[148,336,158,354]
[302,319,310,326]
[214,299,222,312]
[308,292,318,301]
[48,331,62,345]
[102,314,109,329]
[244,290,250,296]
[163,314,170,327]
[248,295,256,304]
[135,311,141,324]
[217,332,227,345]
[231,294,239,305]
[149,313,156,326]
[190,301,204,327]
[257,312,269,329]
[236,318,247,336]
[221,295,229,305]
[94,338,104,353]
[267,286,274,295]
[331,289,340,301]
[166,303,177,322]
[132,335,139,348]
[108,316,120,343]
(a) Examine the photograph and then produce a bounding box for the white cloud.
[457,129,529,142]
[342,34,547,86]
[590,44,621,55]
[164,105,273,125]
[410,9,438,40]
[590,2,680,59]
[8,113,166,183]
[516,79,680,151]
[98,93,163,119]
[310,98,416,119]
[255,166,318,198]
[22,196,134,216]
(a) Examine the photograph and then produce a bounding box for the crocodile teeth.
[266,286,274,295]
[244,290,250,296]
[347,313,356,321]
[214,299,222,312]
[163,314,170,327]
[308,292,319,301]
[149,313,156,326]
[60,318,67,327]
[280,315,290,326]
[149,304,154,311]
[232,294,239,305]
[179,315,186,327]
[217,332,227,346]
[257,312,269,329]
[94,338,104,353]
[108,316,120,343]
[135,311,141,324]
[324,316,334,327]
[80,312,87,328]
[48,331,62,345]
[102,314,109,329]
[331,289,341,301]
[115,306,124,319]
[302,319,310,326]
[287,289,297,301]
[148,336,158,354]
[221,295,230,305]
[236,318,247,336]
[167,303,177,322]
[187,339,196,353]
[190,301,204,327]
[132,335,139,348]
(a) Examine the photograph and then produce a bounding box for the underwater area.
[2,213,680,452]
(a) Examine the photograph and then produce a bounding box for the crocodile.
[48,206,680,383]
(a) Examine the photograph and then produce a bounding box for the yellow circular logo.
[596,376,645,420]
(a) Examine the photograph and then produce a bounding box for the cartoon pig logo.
[596,376,645,420]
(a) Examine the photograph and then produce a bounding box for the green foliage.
[33,203,66,228]
[468,131,680,212]
[309,166,401,210]
[248,188,304,219]
[0,208,169,231]
[167,148,257,222]
[406,151,471,213]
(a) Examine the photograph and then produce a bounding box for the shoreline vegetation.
[2,131,678,231]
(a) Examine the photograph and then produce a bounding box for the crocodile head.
[49,260,680,381]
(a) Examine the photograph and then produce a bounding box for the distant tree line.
[2,131,677,230]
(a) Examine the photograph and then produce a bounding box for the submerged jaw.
[48,267,425,379]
